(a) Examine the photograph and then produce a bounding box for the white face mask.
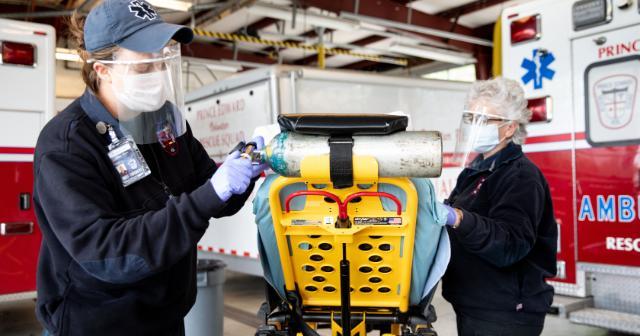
[472,123,508,153]
[112,70,168,114]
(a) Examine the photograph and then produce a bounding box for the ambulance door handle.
[593,36,607,46]
[0,222,34,236]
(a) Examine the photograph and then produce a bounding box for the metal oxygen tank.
[264,131,442,177]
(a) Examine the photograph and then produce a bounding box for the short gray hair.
[466,77,531,145]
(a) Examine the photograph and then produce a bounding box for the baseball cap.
[84,0,194,53]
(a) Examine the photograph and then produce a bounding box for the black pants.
[456,313,544,336]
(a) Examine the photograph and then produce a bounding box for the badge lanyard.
[104,123,152,187]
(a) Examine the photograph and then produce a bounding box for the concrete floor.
[221,271,617,336]
[0,271,627,336]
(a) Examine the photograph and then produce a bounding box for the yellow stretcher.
[255,115,440,336]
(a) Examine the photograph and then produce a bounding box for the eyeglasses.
[461,111,510,125]
[110,60,168,74]
[88,44,180,74]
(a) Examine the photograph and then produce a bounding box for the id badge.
[108,136,151,187]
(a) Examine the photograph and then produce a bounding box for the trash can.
[185,259,226,336]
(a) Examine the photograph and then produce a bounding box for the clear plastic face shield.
[452,105,513,168]
[92,43,186,146]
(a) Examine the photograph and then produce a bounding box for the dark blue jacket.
[33,93,254,335]
[443,143,557,325]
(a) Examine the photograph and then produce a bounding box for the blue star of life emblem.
[521,49,555,90]
[129,0,157,21]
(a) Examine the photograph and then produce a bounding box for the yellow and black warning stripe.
[192,29,408,66]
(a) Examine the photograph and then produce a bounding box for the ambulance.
[499,0,640,332]
[0,18,56,303]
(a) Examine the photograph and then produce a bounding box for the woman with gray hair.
[437,77,558,335]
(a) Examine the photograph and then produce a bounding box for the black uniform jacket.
[33,91,255,335]
[443,142,557,325]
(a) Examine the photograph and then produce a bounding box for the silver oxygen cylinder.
[265,131,442,177]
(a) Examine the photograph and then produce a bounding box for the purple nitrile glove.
[443,204,458,226]
[210,151,253,202]
[250,135,269,178]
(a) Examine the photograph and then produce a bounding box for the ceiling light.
[55,48,81,62]
[147,0,192,12]
[341,12,493,47]
[248,3,359,31]
[389,43,476,65]
[182,57,241,72]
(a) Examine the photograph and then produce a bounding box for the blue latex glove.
[210,151,253,202]
[442,204,458,226]
[251,136,269,178]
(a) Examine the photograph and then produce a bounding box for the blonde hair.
[67,11,119,93]
[466,77,532,145]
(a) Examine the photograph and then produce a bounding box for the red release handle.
[343,192,402,216]
[284,190,402,220]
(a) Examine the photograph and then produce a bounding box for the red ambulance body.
[500,0,640,332]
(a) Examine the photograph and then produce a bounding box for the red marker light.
[1,41,36,66]
[510,14,541,44]
[528,96,552,123]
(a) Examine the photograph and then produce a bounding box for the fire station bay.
[2,0,640,335]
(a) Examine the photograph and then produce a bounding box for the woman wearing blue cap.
[33,1,267,335]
